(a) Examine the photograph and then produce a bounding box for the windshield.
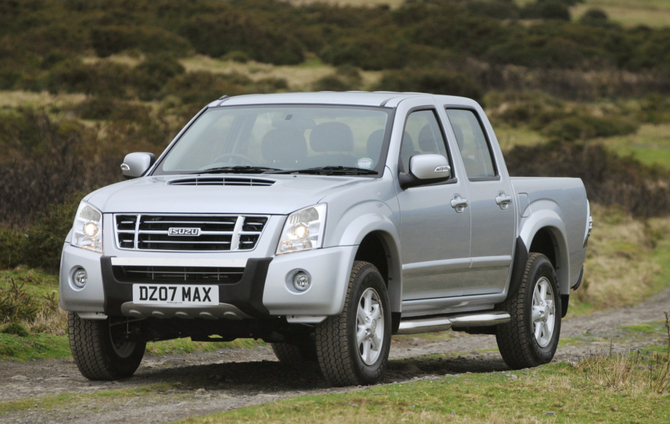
[153,105,393,176]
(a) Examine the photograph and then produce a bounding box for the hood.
[86,174,372,215]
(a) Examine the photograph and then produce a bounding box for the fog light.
[292,271,311,292]
[72,267,88,289]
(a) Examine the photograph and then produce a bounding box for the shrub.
[580,8,609,26]
[0,278,39,324]
[521,0,571,21]
[506,141,670,218]
[179,12,304,65]
[375,69,483,103]
[91,25,191,58]
[542,115,638,141]
[221,51,251,63]
[22,193,83,272]
[320,35,407,71]
[45,59,134,98]
[132,54,185,100]
[161,71,255,105]
[0,111,108,229]
[542,117,595,141]
[0,228,24,270]
[312,75,352,92]
[1,322,29,337]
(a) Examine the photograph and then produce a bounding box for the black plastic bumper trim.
[101,256,272,317]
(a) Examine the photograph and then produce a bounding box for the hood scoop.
[168,177,275,187]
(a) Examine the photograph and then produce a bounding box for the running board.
[397,311,510,335]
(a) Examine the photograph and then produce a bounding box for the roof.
[211,91,479,109]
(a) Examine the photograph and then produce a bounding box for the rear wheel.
[496,253,561,369]
[315,261,391,386]
[271,341,317,363]
[68,312,146,380]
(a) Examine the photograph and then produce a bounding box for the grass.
[0,383,191,416]
[567,204,670,317]
[572,0,670,28]
[0,90,86,110]
[602,123,670,170]
[179,356,670,424]
[285,0,405,9]
[0,332,71,361]
[180,55,382,91]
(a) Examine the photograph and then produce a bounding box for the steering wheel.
[210,153,259,167]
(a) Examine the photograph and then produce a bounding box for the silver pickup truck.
[60,92,591,386]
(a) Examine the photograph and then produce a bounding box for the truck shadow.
[127,352,510,393]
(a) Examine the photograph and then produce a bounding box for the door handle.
[495,192,512,210]
[451,194,468,213]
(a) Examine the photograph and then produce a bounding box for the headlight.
[71,202,103,254]
[276,204,327,255]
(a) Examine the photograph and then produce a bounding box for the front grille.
[115,214,269,251]
[113,265,244,284]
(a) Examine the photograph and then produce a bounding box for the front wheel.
[315,261,391,386]
[496,253,561,369]
[68,312,146,380]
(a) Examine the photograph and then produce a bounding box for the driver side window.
[400,109,450,173]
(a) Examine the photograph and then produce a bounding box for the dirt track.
[1,286,669,424]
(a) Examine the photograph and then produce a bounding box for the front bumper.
[60,242,356,319]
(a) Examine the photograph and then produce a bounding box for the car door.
[444,108,516,295]
[396,106,472,301]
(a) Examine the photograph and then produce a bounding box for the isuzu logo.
[167,227,201,236]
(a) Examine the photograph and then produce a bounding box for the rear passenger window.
[446,109,497,179]
[400,109,450,173]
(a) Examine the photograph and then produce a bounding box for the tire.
[68,312,146,380]
[315,261,391,386]
[496,253,561,370]
[271,341,318,363]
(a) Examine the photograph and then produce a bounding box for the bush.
[0,278,39,324]
[161,71,256,105]
[320,35,407,70]
[375,69,483,103]
[312,75,352,92]
[0,228,24,270]
[132,54,185,100]
[506,142,670,218]
[179,12,304,65]
[542,115,638,141]
[45,59,134,98]
[22,193,83,272]
[221,51,251,63]
[580,8,609,26]
[91,25,191,58]
[521,0,571,21]
[1,322,29,337]
[542,116,595,141]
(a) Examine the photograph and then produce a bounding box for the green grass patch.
[180,355,670,424]
[0,333,70,361]
[0,268,59,299]
[619,321,669,335]
[572,0,670,28]
[146,338,265,356]
[0,384,189,416]
[603,124,670,170]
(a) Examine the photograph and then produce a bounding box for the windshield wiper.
[268,166,378,175]
[196,166,281,174]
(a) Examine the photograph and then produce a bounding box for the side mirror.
[120,152,155,179]
[399,154,451,189]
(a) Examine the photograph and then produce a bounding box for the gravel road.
[1,286,669,424]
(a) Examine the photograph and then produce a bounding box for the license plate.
[132,284,218,306]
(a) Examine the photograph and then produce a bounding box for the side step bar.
[397,311,510,335]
